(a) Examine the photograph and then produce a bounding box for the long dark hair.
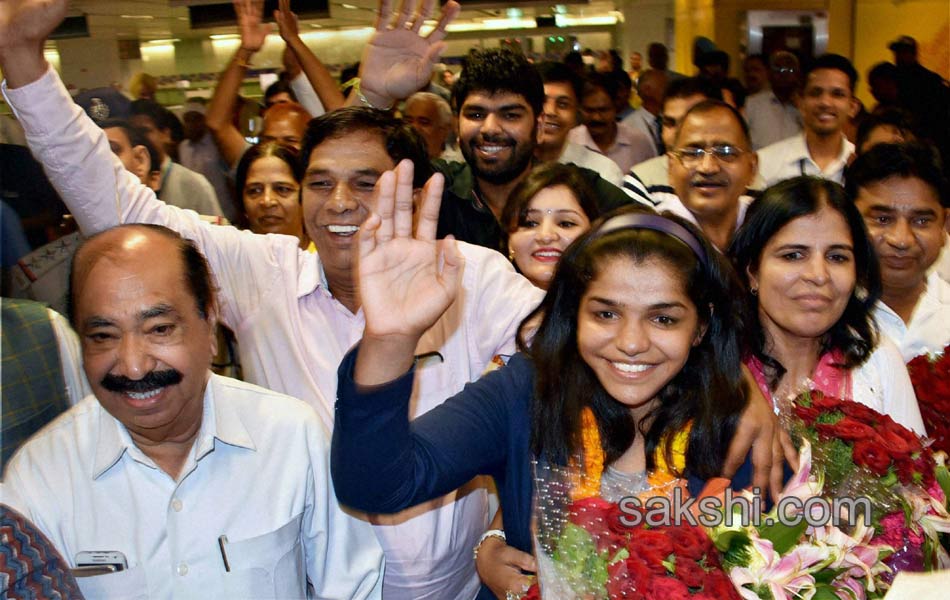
[729,176,881,390]
[520,206,748,479]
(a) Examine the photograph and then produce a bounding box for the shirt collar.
[447,162,478,204]
[786,133,854,170]
[297,249,323,298]
[91,374,255,479]
[613,124,639,147]
[926,270,950,306]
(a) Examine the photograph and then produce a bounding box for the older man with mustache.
[655,100,759,251]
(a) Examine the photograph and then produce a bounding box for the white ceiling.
[64,0,620,41]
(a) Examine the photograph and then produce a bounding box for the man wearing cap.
[179,99,238,222]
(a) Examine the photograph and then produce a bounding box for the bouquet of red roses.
[786,389,950,574]
[525,461,741,599]
[907,344,950,456]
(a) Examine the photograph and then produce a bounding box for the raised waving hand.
[354,161,463,385]
[353,0,461,109]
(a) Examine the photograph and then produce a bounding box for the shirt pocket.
[75,565,148,600]
[218,513,306,599]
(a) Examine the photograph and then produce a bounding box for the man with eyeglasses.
[744,51,803,150]
[623,77,723,198]
[662,100,758,251]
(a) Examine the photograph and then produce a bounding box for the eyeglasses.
[670,145,747,166]
[771,67,798,75]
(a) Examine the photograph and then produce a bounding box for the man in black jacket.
[431,48,634,254]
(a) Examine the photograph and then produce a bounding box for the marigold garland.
[570,407,690,500]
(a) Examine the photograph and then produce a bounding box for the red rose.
[877,426,919,458]
[703,569,742,599]
[607,557,650,599]
[521,583,540,600]
[809,392,843,411]
[647,576,691,600]
[852,440,892,475]
[607,502,639,535]
[629,529,675,570]
[674,557,707,588]
[569,497,614,532]
[839,400,880,424]
[816,419,876,442]
[794,404,821,424]
[632,528,675,555]
[662,525,712,560]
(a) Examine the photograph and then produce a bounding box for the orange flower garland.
[570,407,690,501]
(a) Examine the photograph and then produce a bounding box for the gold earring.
[508,247,515,261]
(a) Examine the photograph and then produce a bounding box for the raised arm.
[206,0,271,167]
[274,0,344,112]
[349,0,460,109]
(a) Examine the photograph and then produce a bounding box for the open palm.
[233,0,272,52]
[358,160,462,341]
[274,0,300,42]
[358,0,460,105]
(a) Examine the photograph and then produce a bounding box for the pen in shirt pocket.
[218,535,231,572]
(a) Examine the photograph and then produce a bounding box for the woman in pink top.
[728,176,924,433]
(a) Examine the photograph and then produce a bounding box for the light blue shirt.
[4,374,385,600]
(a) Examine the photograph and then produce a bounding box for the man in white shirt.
[3,224,384,599]
[568,72,655,173]
[757,54,858,186]
[662,100,758,251]
[625,76,723,195]
[744,51,803,150]
[534,62,624,186]
[1,2,540,598]
[848,142,950,362]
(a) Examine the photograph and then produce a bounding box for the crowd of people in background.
[1,0,949,598]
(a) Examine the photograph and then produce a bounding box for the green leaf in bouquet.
[720,535,754,570]
[711,526,750,553]
[758,518,809,555]
[607,547,629,565]
[812,583,842,600]
[819,438,856,489]
[552,523,609,589]
[936,463,950,510]
[815,410,844,426]
[880,470,898,488]
[811,567,846,585]
[662,553,676,573]
[752,583,776,600]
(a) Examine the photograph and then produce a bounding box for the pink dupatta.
[746,350,853,408]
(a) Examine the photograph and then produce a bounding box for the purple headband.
[592,213,708,266]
